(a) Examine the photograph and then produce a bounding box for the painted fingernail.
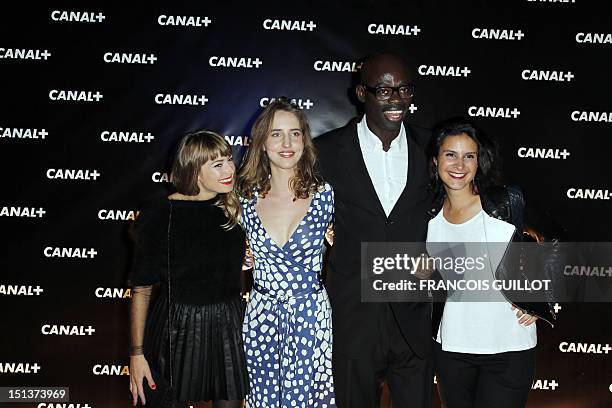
[151,384,156,390]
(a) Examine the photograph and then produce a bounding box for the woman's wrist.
[129,345,144,356]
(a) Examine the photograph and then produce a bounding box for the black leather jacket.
[428,185,563,329]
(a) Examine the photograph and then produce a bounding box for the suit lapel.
[388,123,416,219]
[337,120,386,218]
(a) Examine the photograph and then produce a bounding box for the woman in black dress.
[128,131,248,407]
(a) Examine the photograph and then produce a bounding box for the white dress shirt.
[357,115,408,216]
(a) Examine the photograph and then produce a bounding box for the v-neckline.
[253,191,317,251]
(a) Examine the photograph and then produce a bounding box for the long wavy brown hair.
[238,97,323,200]
[170,130,240,229]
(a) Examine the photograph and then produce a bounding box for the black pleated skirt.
[144,294,249,402]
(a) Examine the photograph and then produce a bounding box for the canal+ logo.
[0,48,51,60]
[263,19,316,31]
[261,97,314,110]
[367,23,420,36]
[517,147,570,160]
[1,127,48,140]
[51,10,105,23]
[209,56,262,69]
[0,362,41,374]
[418,65,471,77]
[158,15,211,27]
[472,28,524,40]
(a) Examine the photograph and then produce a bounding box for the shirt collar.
[358,115,406,152]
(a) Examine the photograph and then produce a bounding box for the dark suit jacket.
[315,117,433,358]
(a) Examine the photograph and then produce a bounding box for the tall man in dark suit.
[315,53,433,407]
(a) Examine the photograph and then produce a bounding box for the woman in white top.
[426,120,539,408]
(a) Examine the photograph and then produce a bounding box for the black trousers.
[434,342,536,408]
[333,304,433,408]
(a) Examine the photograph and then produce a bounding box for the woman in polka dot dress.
[237,97,335,407]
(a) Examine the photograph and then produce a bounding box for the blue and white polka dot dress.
[240,182,335,408]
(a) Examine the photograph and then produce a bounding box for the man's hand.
[414,254,435,280]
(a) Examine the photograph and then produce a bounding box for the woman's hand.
[325,223,334,246]
[242,239,254,270]
[511,305,538,326]
[129,354,155,406]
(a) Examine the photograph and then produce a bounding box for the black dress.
[130,198,249,402]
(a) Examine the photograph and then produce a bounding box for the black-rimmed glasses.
[361,84,415,101]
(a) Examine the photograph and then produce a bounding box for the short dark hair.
[429,119,501,198]
[358,52,410,83]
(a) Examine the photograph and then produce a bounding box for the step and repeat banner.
[1,1,611,407]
